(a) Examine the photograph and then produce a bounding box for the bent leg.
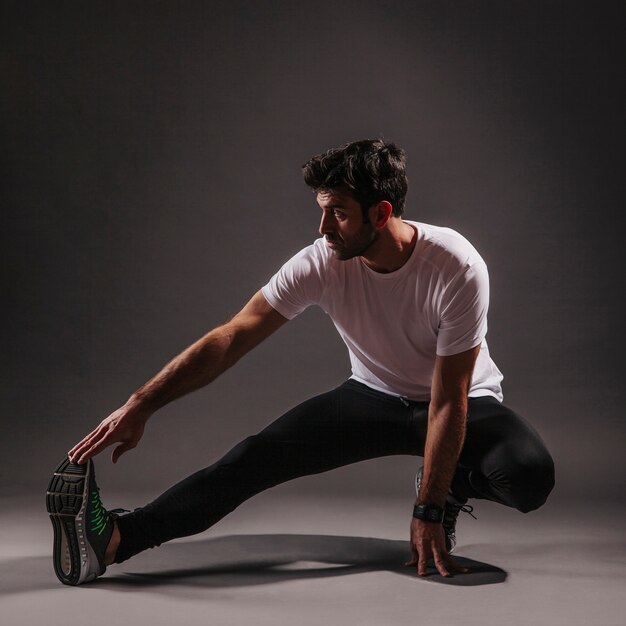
[452,397,555,512]
[115,380,417,563]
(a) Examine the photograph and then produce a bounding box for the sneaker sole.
[46,458,100,585]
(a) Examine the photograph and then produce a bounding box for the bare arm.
[126,290,287,413]
[407,344,480,577]
[69,290,288,464]
[418,345,479,506]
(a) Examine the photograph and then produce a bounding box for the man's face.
[317,189,377,260]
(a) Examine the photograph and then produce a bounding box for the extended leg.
[114,380,418,563]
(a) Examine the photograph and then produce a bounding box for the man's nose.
[319,212,334,236]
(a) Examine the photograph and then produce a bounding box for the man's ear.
[369,201,393,229]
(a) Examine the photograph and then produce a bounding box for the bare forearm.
[124,292,286,416]
[69,292,287,464]
[126,323,252,415]
[408,346,477,575]
[68,327,242,464]
[417,398,467,506]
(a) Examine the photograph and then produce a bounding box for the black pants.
[115,380,555,563]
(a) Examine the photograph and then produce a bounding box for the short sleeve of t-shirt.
[436,261,490,356]
[261,243,326,320]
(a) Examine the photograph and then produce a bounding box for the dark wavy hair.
[302,139,408,217]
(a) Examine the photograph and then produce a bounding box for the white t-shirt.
[262,221,504,402]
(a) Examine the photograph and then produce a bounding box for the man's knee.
[508,450,555,513]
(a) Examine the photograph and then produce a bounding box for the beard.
[327,223,378,260]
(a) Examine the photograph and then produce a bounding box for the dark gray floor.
[2,491,624,626]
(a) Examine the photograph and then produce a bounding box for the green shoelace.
[90,488,109,535]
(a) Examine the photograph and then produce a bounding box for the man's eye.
[333,211,345,219]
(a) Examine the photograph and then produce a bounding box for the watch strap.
[412,503,444,523]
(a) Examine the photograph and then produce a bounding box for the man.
[47,139,554,586]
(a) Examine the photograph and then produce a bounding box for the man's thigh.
[461,396,550,469]
[254,379,420,474]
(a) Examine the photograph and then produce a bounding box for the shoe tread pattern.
[46,458,88,585]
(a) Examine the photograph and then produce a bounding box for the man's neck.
[360,219,417,274]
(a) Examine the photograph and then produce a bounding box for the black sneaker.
[414,467,476,553]
[46,458,114,585]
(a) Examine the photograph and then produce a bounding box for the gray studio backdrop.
[2,2,623,502]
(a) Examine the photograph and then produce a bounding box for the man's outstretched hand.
[406,517,469,577]
[68,404,151,465]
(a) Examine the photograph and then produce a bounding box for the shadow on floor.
[1,534,506,594]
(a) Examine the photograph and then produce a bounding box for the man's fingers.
[74,427,118,463]
[433,550,452,577]
[112,441,135,464]
[407,519,470,578]
[69,439,97,464]
[69,431,94,455]
[72,436,103,463]
[446,554,469,574]
[417,551,429,577]
[68,435,94,461]
[408,547,466,578]
[69,426,107,462]
[68,407,146,464]
[405,543,418,567]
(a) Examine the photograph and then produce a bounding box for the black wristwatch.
[412,503,444,523]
